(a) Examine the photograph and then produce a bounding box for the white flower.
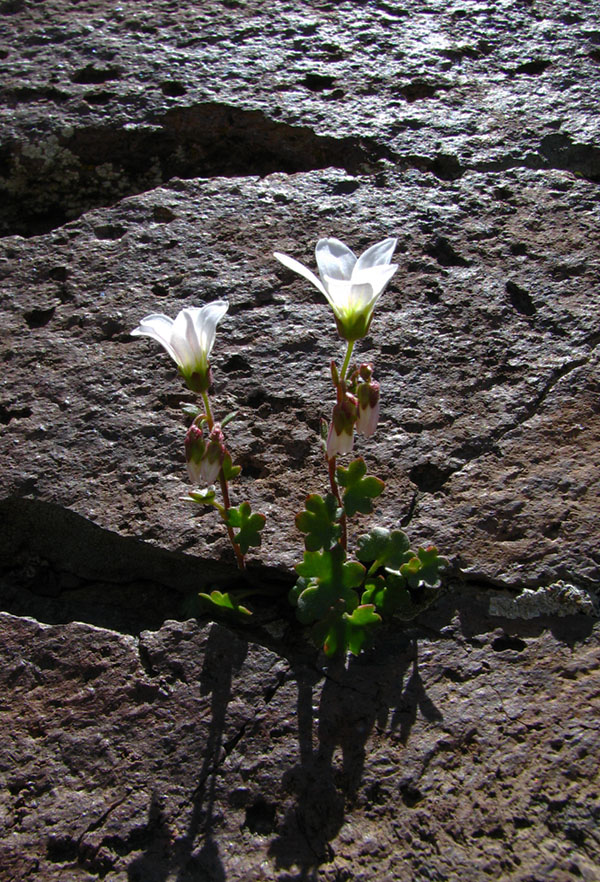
[131,301,228,391]
[274,237,398,341]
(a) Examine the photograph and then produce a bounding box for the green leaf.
[295,544,365,591]
[343,604,381,655]
[183,488,218,507]
[294,544,365,624]
[362,573,412,617]
[289,576,309,609]
[198,590,252,617]
[356,527,412,572]
[295,493,341,551]
[399,545,449,589]
[361,575,388,608]
[222,453,242,481]
[336,458,385,517]
[225,501,266,554]
[182,403,203,418]
[221,410,239,428]
[344,604,381,628]
[313,603,381,657]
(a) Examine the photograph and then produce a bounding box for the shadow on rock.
[269,635,442,874]
[128,626,248,882]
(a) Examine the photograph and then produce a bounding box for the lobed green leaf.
[295,493,341,551]
[356,527,412,572]
[293,544,365,625]
[336,458,384,517]
[225,501,266,554]
[399,545,449,589]
[198,590,252,617]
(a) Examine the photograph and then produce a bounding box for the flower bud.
[185,423,207,484]
[327,394,358,458]
[185,423,226,485]
[358,362,374,383]
[356,378,380,437]
[201,437,225,483]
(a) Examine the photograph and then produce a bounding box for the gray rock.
[1,609,599,881]
[0,0,599,878]
[1,167,598,588]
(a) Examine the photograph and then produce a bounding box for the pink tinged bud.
[358,362,374,383]
[199,440,224,484]
[185,423,225,485]
[200,423,226,484]
[185,424,207,483]
[356,380,380,437]
[327,395,357,458]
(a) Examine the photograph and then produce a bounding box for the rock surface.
[1,0,599,879]
[1,606,599,882]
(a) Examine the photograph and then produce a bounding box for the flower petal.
[315,238,357,281]
[273,251,327,295]
[351,263,398,297]
[324,278,374,312]
[131,314,179,364]
[171,309,201,372]
[194,301,229,358]
[320,277,355,311]
[354,237,397,273]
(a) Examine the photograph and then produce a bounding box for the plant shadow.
[128,624,248,882]
[269,633,442,875]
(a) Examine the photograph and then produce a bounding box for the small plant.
[274,237,448,656]
[131,237,447,657]
[131,303,266,580]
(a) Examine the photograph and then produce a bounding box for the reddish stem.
[219,470,246,571]
[202,390,245,570]
[328,455,347,550]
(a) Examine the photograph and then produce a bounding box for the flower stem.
[201,389,245,570]
[219,471,246,571]
[327,455,347,550]
[339,340,355,385]
[201,390,214,429]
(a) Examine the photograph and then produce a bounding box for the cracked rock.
[0,1,599,879]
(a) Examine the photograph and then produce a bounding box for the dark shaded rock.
[506,280,536,315]
[0,609,598,880]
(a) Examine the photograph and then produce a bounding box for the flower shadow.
[269,633,442,874]
[128,625,248,882]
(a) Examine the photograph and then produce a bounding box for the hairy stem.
[328,455,347,550]
[201,390,245,570]
[219,471,246,571]
[339,340,355,385]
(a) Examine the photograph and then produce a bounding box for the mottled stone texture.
[1,609,599,881]
[0,0,599,879]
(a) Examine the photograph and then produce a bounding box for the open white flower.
[274,237,398,341]
[131,301,228,391]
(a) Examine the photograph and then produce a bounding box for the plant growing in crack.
[274,237,448,656]
[131,302,265,604]
[131,237,448,657]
